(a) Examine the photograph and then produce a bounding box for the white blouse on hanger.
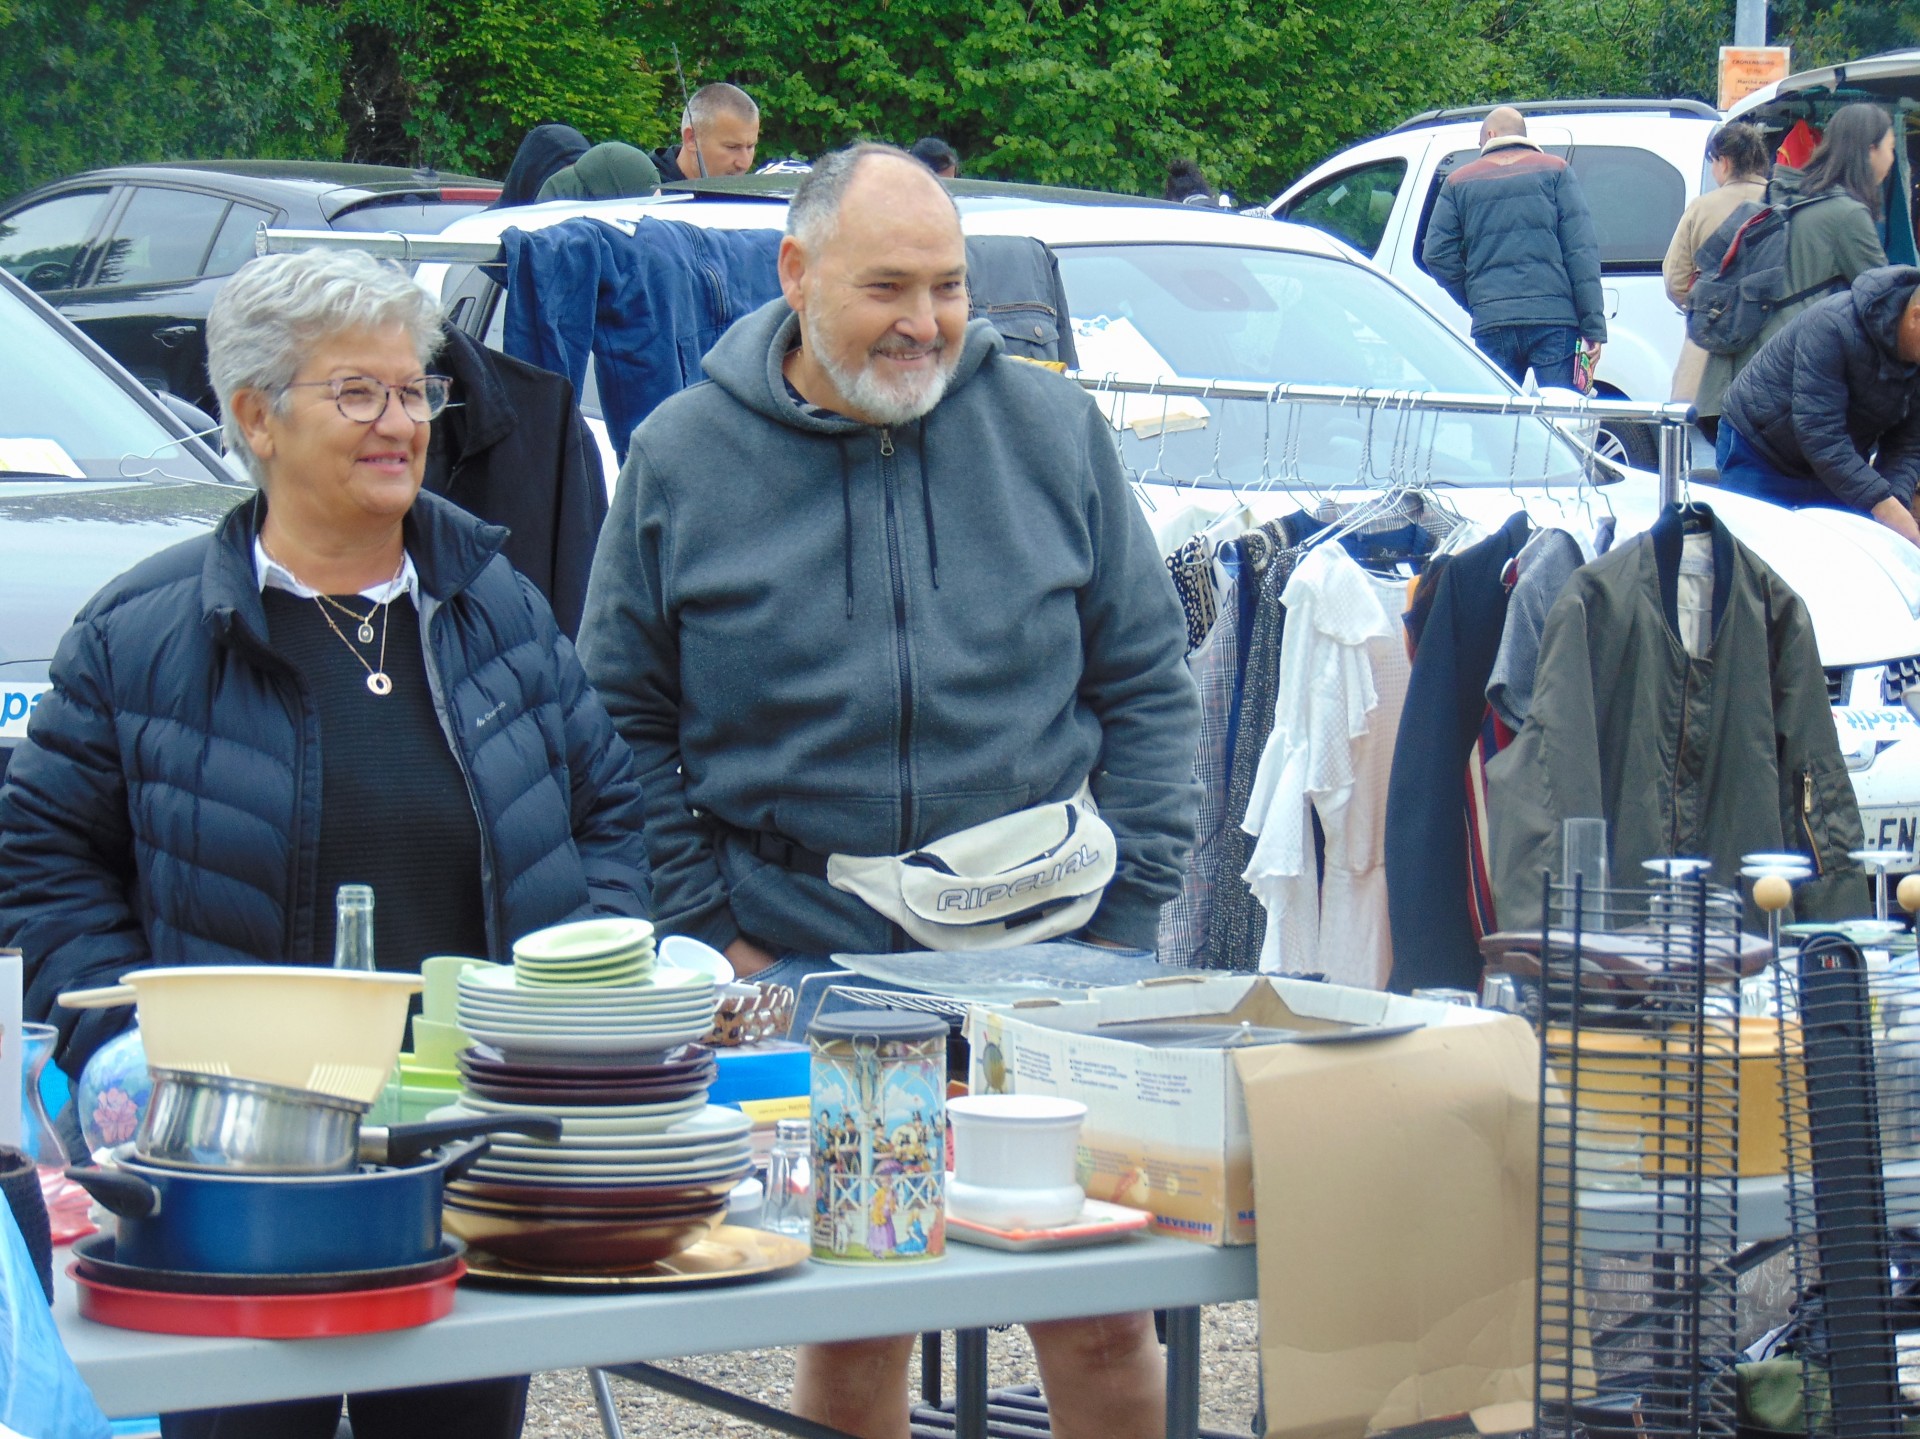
[1239,542,1411,986]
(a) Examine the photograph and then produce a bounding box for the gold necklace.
[264,540,406,696]
[315,591,379,644]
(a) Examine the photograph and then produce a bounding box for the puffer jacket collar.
[201,488,510,653]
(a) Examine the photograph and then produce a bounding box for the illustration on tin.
[812,1034,944,1261]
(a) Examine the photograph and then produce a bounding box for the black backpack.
[1686,193,1842,355]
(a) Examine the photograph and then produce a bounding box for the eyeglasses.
[282,375,452,423]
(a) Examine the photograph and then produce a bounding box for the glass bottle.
[762,1117,813,1239]
[333,884,376,971]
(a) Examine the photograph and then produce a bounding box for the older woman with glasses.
[0,247,652,1439]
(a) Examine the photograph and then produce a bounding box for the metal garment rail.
[253,225,1700,507]
[1070,372,1699,509]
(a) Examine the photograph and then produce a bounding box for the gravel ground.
[521,1300,1261,1438]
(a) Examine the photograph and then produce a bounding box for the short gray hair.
[681,82,758,134]
[208,248,443,482]
[787,142,957,251]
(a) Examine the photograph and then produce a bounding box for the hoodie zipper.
[878,427,915,851]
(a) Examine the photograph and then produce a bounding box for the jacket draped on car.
[1486,505,1864,932]
[1720,265,1920,513]
[0,490,651,1076]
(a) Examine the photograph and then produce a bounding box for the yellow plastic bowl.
[59,966,422,1105]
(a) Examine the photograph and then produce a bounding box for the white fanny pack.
[826,784,1116,951]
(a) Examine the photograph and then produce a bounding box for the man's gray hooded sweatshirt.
[579,299,1199,956]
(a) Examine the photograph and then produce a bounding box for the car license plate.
[1860,806,1920,856]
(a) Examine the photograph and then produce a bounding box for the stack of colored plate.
[453,963,718,1062]
[512,917,656,988]
[455,1043,716,1106]
[438,1105,753,1272]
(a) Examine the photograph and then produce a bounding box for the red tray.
[70,1260,464,1338]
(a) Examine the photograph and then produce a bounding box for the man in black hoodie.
[1719,265,1920,546]
[651,82,759,182]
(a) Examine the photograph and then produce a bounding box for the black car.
[0,266,246,785]
[0,161,500,413]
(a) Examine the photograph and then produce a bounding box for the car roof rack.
[1390,98,1721,132]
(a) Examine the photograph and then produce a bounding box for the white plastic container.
[946,1094,1087,1228]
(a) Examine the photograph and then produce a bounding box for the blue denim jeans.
[1478,324,1581,390]
[1714,422,1831,510]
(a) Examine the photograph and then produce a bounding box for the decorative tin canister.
[807,1010,946,1264]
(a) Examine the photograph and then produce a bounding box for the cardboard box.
[966,972,1518,1246]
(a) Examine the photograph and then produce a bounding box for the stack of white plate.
[512,918,656,988]
[454,963,719,1062]
[439,1102,754,1186]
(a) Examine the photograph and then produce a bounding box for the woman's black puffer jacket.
[0,489,651,1075]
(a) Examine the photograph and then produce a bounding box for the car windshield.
[1054,243,1592,489]
[0,283,228,485]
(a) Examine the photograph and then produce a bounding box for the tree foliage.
[3,0,1920,205]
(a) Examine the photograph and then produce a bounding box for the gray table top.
[58,1233,1260,1419]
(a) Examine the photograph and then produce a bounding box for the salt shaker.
[762,1117,813,1239]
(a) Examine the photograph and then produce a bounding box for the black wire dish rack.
[1759,919,1920,1439]
[1532,866,1746,1439]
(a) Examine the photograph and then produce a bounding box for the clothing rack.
[254,223,1700,506]
[1067,373,1699,508]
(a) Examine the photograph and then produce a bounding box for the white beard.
[807,320,959,427]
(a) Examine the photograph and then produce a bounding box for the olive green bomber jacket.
[1486,505,1866,931]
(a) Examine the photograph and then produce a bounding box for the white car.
[407,178,1920,857]
[1268,99,1723,472]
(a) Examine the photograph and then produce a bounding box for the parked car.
[1268,99,1723,470]
[390,175,1920,852]
[1726,49,1920,267]
[0,161,500,414]
[0,267,246,784]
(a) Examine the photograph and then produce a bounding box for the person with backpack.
[1714,265,1920,544]
[1694,103,1895,428]
[1663,123,1772,433]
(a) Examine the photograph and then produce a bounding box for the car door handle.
[153,324,199,348]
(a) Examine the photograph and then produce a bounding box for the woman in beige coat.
[1664,122,1772,435]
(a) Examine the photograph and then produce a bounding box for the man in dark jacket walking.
[1717,265,1920,545]
[1422,107,1608,390]
[650,82,759,182]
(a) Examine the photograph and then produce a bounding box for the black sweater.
[263,591,489,970]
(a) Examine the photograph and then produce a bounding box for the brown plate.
[447,1172,746,1208]
[443,1202,726,1271]
[460,1076,710,1107]
[459,1225,810,1291]
[459,1044,713,1081]
[445,1192,725,1221]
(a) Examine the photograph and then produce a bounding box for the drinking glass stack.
[434,919,752,1274]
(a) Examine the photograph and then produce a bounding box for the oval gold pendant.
[366,672,392,696]
[357,622,376,644]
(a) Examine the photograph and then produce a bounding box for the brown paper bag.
[1233,1016,1539,1439]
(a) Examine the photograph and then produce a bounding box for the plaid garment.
[1156,547,1243,965]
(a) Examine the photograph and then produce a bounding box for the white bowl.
[947,1178,1086,1231]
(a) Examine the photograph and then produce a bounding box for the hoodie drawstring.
[839,440,856,619]
[919,446,941,592]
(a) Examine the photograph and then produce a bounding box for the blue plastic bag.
[0,1203,108,1439]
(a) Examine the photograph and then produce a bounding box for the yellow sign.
[1719,46,1792,111]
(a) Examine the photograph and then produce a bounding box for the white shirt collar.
[253,536,420,604]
